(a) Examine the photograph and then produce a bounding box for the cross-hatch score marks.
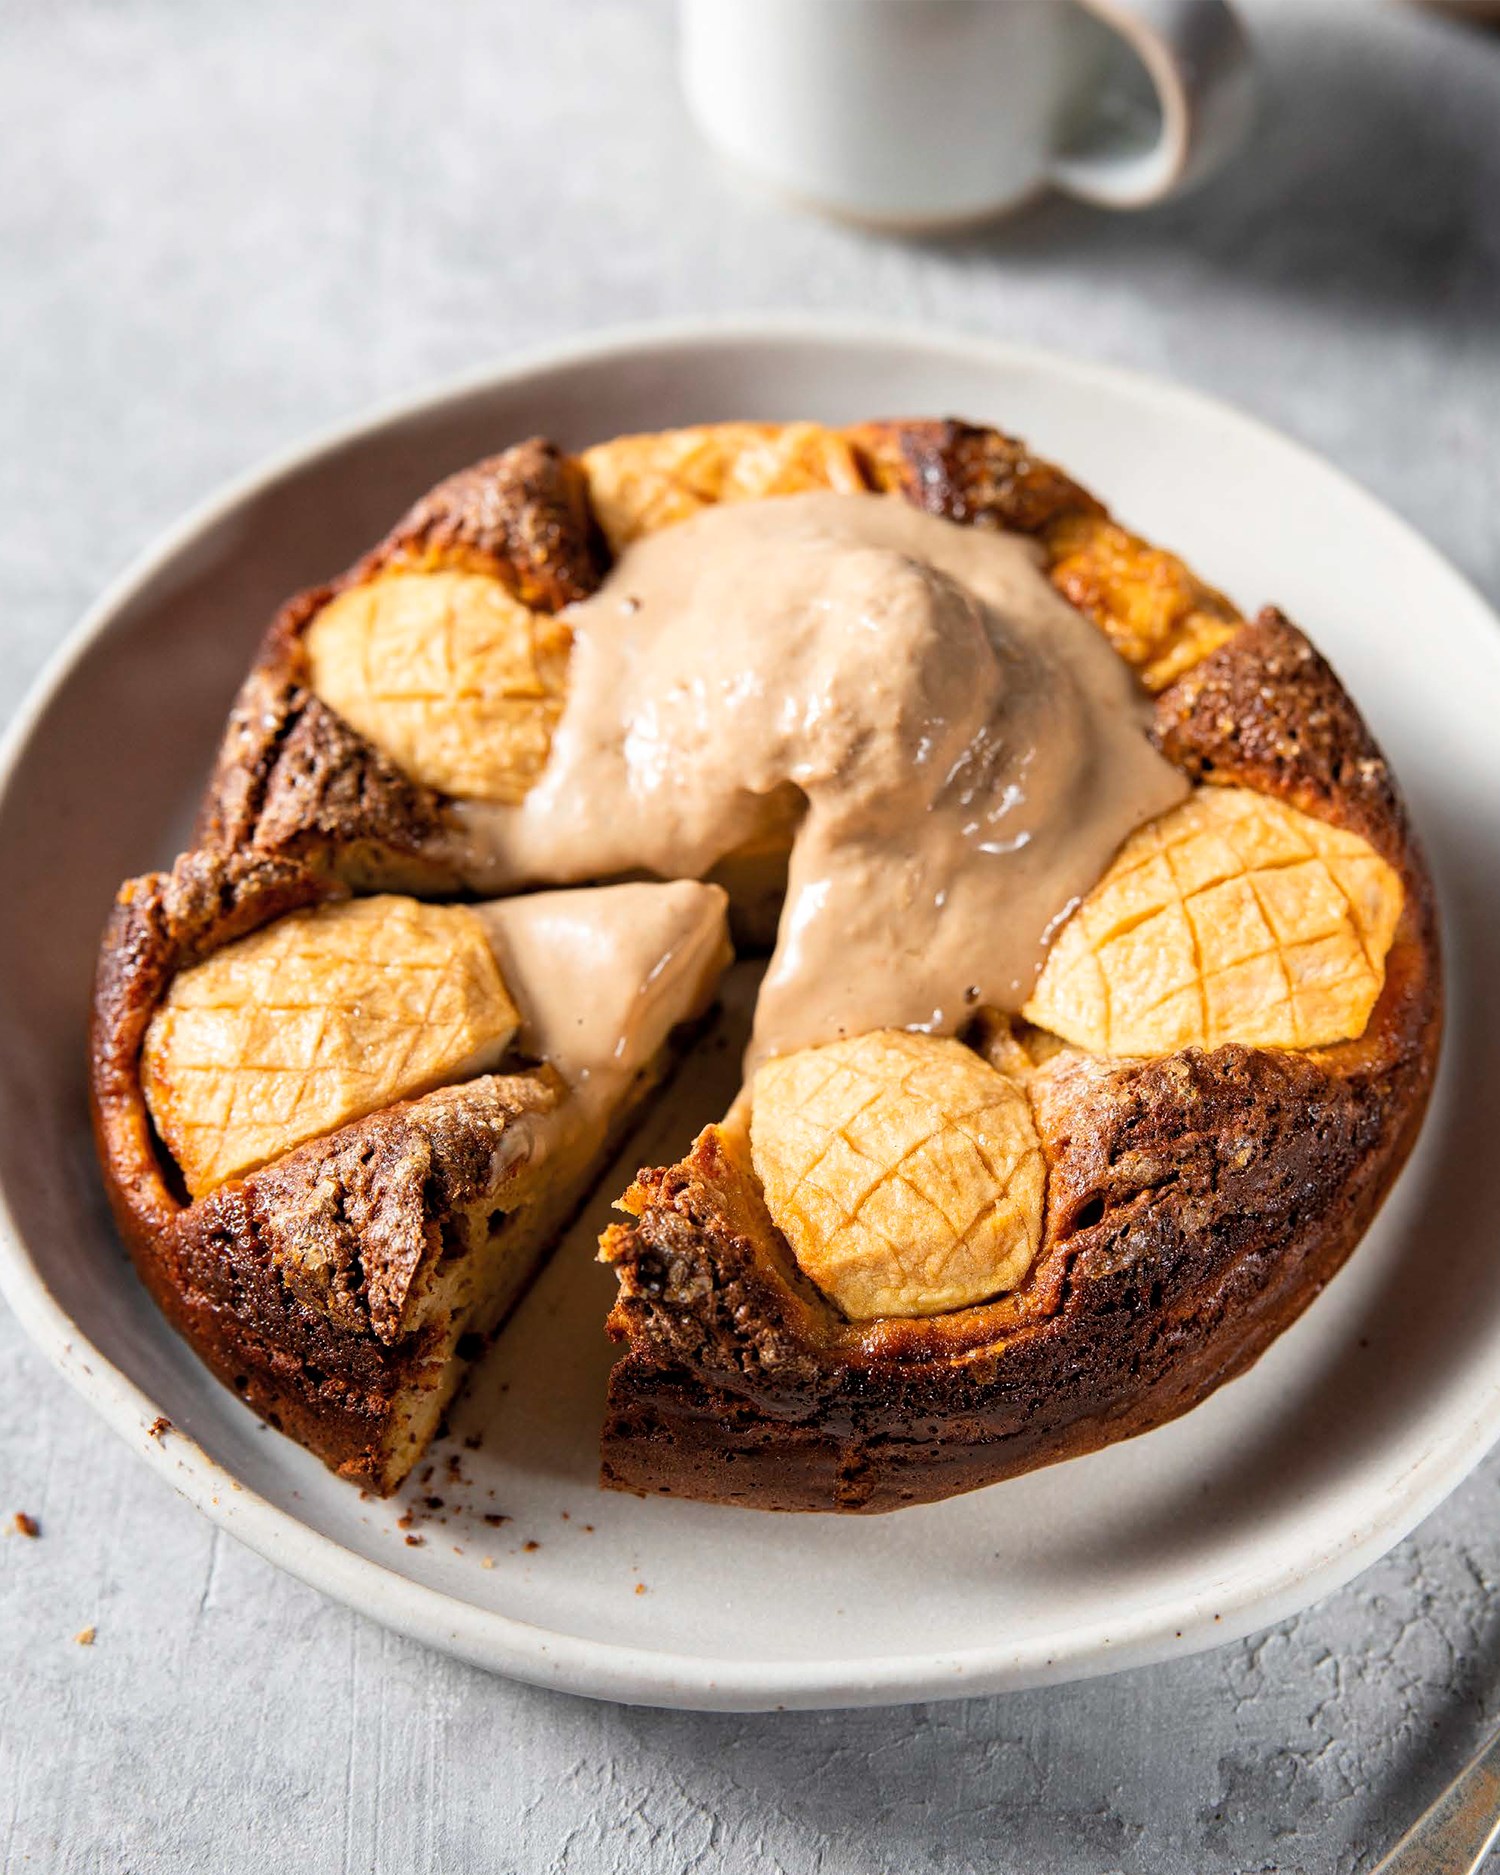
[1023,787,1403,1057]
[141,897,519,1197]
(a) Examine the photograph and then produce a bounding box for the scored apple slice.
[750,1029,1045,1321]
[1023,786,1404,1057]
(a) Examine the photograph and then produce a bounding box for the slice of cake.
[92,863,728,1490]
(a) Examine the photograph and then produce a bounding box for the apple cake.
[89,416,1440,1508]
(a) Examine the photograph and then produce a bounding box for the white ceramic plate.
[2,321,1497,1713]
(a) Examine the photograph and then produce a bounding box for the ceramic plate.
[2,322,1496,1712]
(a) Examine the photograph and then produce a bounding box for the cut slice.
[1023,787,1404,1056]
[473,880,733,1110]
[117,874,731,1494]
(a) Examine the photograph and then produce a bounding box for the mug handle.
[1049,0,1256,209]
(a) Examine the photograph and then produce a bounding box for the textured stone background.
[3,2,1499,1870]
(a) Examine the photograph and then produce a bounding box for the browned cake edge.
[597,610,1442,1512]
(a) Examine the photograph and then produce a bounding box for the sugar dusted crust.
[89,418,1442,1506]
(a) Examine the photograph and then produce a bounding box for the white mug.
[679,0,1256,228]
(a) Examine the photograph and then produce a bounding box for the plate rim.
[2,313,1495,1711]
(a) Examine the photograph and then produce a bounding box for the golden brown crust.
[92,850,336,1244]
[847,418,1102,534]
[582,423,868,551]
[195,650,461,893]
[357,438,607,610]
[598,613,1441,1511]
[1153,606,1404,863]
[112,1071,555,1490]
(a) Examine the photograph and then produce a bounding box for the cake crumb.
[404,1534,425,1548]
[147,1416,172,1441]
[11,1512,39,1539]
[522,1540,540,1553]
[482,1513,509,1528]
[481,1557,495,1570]
[74,1626,96,1647]
[583,1524,595,1534]
[463,1432,484,1451]
[634,1582,647,1596]
[396,1511,415,1530]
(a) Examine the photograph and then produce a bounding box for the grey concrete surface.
[3,2,1499,1870]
